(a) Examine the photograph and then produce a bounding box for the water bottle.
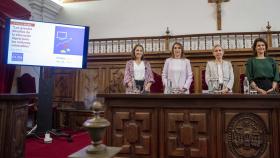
[243,77,250,94]
[167,79,172,94]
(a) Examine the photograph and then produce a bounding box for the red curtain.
[0,1,30,93]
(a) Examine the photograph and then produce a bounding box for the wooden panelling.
[223,112,271,158]
[110,108,157,158]
[165,110,209,157]
[98,93,280,158]
[53,69,77,102]
[0,94,36,158]
[52,52,280,105]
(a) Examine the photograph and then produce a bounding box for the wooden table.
[97,93,280,158]
[56,107,92,130]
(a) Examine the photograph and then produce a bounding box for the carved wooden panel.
[165,109,209,158]
[52,54,280,105]
[224,112,271,158]
[0,99,29,158]
[77,69,99,105]
[106,68,125,93]
[111,108,157,158]
[53,69,76,102]
[9,105,28,158]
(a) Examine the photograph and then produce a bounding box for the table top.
[68,146,121,158]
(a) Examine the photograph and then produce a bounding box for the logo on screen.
[53,26,85,56]
[11,52,23,61]
[56,31,67,40]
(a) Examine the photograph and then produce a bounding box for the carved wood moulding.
[112,109,155,157]
[225,113,269,158]
[167,111,208,157]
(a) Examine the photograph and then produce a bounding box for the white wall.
[14,0,32,12]
[13,0,61,93]
[55,0,280,39]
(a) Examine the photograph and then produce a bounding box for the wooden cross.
[208,0,230,30]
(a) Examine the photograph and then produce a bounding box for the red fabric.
[202,70,208,90]
[0,27,15,93]
[150,71,164,93]
[189,76,195,93]
[0,1,30,93]
[25,131,91,158]
[240,74,245,93]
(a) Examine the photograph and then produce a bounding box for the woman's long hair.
[131,44,144,60]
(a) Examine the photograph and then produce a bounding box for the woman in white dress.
[162,42,193,94]
[205,44,234,93]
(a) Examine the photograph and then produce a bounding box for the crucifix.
[208,0,230,30]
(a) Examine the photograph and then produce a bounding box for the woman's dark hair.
[131,44,144,60]
[252,38,268,56]
[171,42,185,58]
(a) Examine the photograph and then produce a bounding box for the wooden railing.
[88,30,280,54]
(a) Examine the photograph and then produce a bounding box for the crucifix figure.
[208,0,230,30]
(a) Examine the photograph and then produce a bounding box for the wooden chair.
[17,73,38,135]
[240,74,246,93]
[201,70,209,93]
[150,71,164,93]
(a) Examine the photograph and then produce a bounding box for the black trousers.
[134,80,144,91]
[254,78,273,91]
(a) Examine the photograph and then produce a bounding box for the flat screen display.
[4,18,89,68]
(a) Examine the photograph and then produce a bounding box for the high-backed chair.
[17,73,37,131]
[189,76,195,93]
[240,74,246,93]
[201,70,208,93]
[150,71,164,93]
[17,73,36,93]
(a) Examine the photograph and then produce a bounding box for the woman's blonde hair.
[212,44,223,52]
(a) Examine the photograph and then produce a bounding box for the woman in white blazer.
[205,44,234,93]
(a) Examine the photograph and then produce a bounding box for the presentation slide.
[6,19,88,68]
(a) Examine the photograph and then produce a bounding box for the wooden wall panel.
[53,69,76,102]
[52,52,280,105]
[99,93,280,158]
[165,109,209,158]
[223,111,271,158]
[107,68,125,93]
[110,108,158,158]
[76,69,99,103]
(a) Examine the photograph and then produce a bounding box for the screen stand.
[36,66,54,133]
[35,67,72,142]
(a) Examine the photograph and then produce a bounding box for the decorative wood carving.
[112,109,154,157]
[52,53,280,105]
[105,69,125,93]
[225,113,269,158]
[0,94,36,158]
[11,106,28,157]
[166,111,208,157]
[53,70,76,102]
[78,69,99,106]
[99,94,280,158]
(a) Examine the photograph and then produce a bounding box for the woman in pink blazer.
[123,44,154,93]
